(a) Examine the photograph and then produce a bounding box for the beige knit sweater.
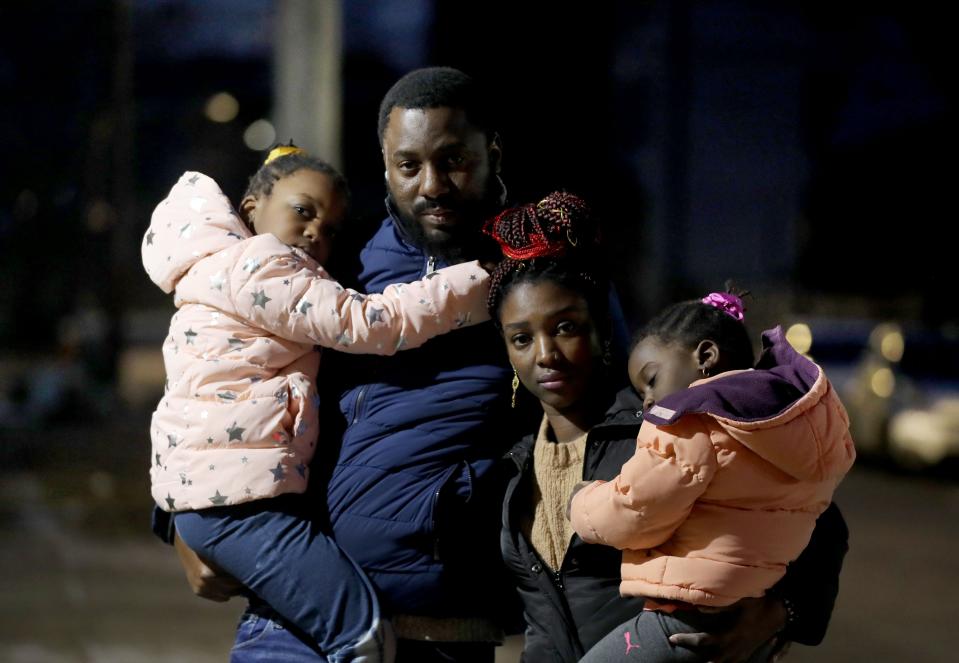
[524,416,589,572]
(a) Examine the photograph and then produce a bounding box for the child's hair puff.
[633,280,755,371]
[243,147,351,213]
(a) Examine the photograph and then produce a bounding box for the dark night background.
[1,1,953,357]
[0,2,955,661]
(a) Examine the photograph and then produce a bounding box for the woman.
[484,192,850,662]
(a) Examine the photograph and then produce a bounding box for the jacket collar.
[384,195,420,250]
[599,386,645,427]
[507,386,642,466]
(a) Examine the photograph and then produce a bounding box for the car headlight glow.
[870,367,895,398]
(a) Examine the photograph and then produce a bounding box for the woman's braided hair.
[485,191,609,328]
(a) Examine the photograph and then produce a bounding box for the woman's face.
[498,279,603,414]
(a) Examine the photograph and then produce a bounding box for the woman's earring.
[602,340,612,367]
[496,174,508,207]
[511,368,520,409]
[701,367,709,378]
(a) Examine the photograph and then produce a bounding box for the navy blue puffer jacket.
[326,212,517,617]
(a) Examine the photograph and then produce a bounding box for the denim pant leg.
[175,497,394,663]
[580,609,776,663]
[231,602,328,663]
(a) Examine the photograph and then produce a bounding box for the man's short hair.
[377,66,495,145]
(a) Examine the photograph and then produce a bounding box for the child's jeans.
[175,495,395,663]
[579,607,776,663]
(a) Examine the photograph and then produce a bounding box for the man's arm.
[768,501,850,645]
[173,532,245,602]
[152,505,244,601]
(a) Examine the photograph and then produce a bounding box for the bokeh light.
[244,119,276,151]
[204,91,239,123]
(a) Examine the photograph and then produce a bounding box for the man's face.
[382,106,501,257]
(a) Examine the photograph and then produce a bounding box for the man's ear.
[489,132,503,174]
[239,195,258,229]
[695,340,721,373]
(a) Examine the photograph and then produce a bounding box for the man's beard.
[388,178,504,265]
[396,206,473,264]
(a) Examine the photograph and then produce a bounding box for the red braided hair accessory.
[483,191,596,260]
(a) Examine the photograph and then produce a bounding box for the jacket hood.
[645,326,854,482]
[142,172,251,293]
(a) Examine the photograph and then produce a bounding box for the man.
[170,67,519,663]
[169,67,849,663]
[321,67,518,660]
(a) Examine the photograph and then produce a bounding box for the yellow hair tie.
[264,142,306,165]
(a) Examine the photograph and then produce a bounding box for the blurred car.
[782,318,959,470]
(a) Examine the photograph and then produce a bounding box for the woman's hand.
[668,596,787,663]
[173,532,244,602]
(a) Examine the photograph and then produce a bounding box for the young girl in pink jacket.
[570,291,855,662]
[142,146,492,663]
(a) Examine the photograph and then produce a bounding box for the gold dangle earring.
[511,368,520,409]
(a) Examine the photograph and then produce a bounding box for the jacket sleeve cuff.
[151,505,176,545]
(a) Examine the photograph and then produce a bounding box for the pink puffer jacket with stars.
[142,172,490,512]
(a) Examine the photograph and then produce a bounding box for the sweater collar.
[508,385,642,465]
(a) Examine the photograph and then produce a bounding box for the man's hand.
[173,533,244,602]
[668,596,787,663]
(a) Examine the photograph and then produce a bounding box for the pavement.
[1,415,956,662]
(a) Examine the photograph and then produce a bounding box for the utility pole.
[273,0,343,168]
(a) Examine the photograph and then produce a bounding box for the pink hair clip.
[701,292,745,321]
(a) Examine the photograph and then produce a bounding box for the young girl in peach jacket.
[142,147,490,663]
[570,291,855,662]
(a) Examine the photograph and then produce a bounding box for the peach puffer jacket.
[571,327,855,607]
[142,172,490,512]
